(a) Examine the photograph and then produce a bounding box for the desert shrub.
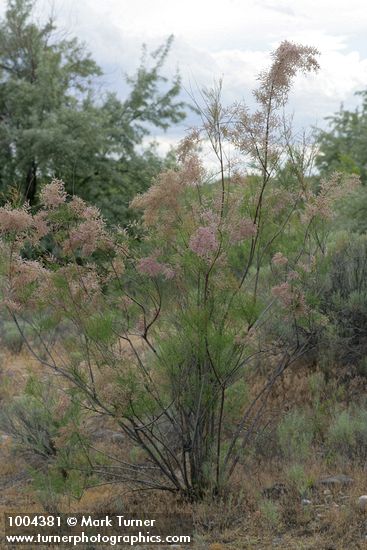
[248,424,279,461]
[0,375,93,500]
[279,467,313,528]
[327,405,367,461]
[277,410,315,462]
[0,377,61,460]
[1,394,57,458]
[1,319,24,353]
[259,499,281,530]
[316,233,367,372]
[0,42,358,502]
[286,463,313,496]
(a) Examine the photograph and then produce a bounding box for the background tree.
[316,91,367,182]
[0,0,187,221]
[316,91,367,232]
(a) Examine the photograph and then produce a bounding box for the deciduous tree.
[0,0,186,221]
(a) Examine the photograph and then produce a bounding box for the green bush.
[0,375,95,503]
[327,406,367,461]
[318,233,367,371]
[277,410,314,462]
[259,499,281,529]
[1,320,24,353]
[286,464,313,497]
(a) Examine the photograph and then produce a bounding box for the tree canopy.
[316,91,367,183]
[0,0,187,221]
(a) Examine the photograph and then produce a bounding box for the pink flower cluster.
[229,218,257,243]
[176,129,201,163]
[201,208,220,226]
[255,41,320,106]
[137,256,175,280]
[68,268,101,302]
[189,225,218,259]
[131,170,182,229]
[11,259,46,289]
[302,173,359,223]
[32,211,49,241]
[272,281,306,316]
[272,282,293,308]
[0,204,32,233]
[64,218,105,256]
[272,252,288,266]
[5,258,49,310]
[40,179,67,209]
[69,196,101,220]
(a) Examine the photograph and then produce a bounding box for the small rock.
[302,499,312,506]
[358,495,367,511]
[316,474,354,487]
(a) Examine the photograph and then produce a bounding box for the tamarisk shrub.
[0,41,358,501]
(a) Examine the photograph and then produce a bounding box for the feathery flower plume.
[11,258,46,289]
[69,196,101,220]
[272,252,288,266]
[0,298,22,313]
[32,211,49,241]
[302,172,359,222]
[255,41,320,107]
[7,258,49,309]
[189,225,218,259]
[40,179,67,209]
[228,218,257,243]
[271,282,293,308]
[176,129,201,163]
[131,170,183,228]
[64,218,106,256]
[137,256,175,280]
[0,204,33,233]
[272,281,306,316]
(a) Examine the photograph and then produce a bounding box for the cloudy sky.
[2,0,367,151]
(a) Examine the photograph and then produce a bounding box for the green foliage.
[277,410,314,462]
[315,91,367,232]
[316,91,367,183]
[259,499,281,529]
[317,233,367,370]
[286,464,312,496]
[0,0,187,222]
[85,312,114,343]
[0,319,24,352]
[0,375,94,503]
[327,406,367,461]
[1,376,69,457]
